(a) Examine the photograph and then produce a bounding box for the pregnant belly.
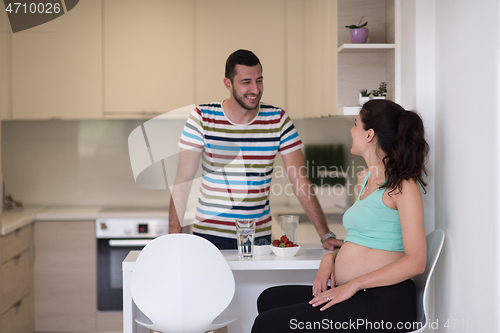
[335,242,404,286]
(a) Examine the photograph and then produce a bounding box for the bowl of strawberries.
[271,235,300,257]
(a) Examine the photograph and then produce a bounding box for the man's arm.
[169,148,201,233]
[281,149,344,250]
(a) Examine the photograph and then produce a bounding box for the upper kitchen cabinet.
[103,0,194,119]
[1,7,12,120]
[195,0,339,119]
[303,0,337,118]
[11,0,102,120]
[336,0,399,115]
[194,0,285,110]
[286,0,338,118]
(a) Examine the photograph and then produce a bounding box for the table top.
[221,248,329,270]
[123,247,330,271]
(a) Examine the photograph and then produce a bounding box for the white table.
[123,247,330,333]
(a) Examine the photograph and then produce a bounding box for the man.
[169,49,343,250]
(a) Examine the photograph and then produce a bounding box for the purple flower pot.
[349,28,369,44]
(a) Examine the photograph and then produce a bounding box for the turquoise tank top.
[343,171,404,252]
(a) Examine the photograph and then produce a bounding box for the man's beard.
[233,87,261,111]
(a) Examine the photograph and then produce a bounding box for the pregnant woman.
[252,99,430,332]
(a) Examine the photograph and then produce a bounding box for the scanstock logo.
[3,0,80,33]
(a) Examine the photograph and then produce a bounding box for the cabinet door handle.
[108,239,153,247]
[12,253,22,262]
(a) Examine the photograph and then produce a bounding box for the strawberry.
[286,243,293,247]
[280,235,289,243]
[279,242,286,248]
[293,244,298,247]
[272,240,281,247]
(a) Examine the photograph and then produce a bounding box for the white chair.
[130,234,237,333]
[409,229,445,333]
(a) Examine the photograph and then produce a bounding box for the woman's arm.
[310,179,427,311]
[312,250,339,296]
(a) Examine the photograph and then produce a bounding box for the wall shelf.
[336,0,399,110]
[337,43,396,53]
[339,106,361,116]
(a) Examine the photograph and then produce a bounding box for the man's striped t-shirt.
[178,101,304,239]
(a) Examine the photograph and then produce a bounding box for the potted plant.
[358,89,370,106]
[345,16,369,44]
[371,82,387,99]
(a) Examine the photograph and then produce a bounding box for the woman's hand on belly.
[312,252,337,297]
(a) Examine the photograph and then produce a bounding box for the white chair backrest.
[413,229,445,326]
[131,234,235,333]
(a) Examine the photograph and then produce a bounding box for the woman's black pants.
[251,280,417,332]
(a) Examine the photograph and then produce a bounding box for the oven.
[96,218,169,311]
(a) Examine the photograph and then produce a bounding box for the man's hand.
[322,238,344,251]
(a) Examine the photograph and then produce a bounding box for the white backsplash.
[1,117,362,207]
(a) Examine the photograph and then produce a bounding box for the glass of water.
[236,219,255,258]
[279,215,299,244]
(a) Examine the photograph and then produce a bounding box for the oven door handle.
[108,239,153,247]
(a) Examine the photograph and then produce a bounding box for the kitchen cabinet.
[0,237,2,331]
[0,224,34,333]
[104,0,194,118]
[34,221,97,332]
[11,0,102,119]
[195,0,339,119]
[336,0,399,115]
[293,0,338,118]
[34,220,122,332]
[0,6,12,120]
[5,0,352,120]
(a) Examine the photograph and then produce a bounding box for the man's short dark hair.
[225,49,262,82]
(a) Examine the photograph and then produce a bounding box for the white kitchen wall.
[420,0,499,331]
[1,116,359,208]
[2,119,173,207]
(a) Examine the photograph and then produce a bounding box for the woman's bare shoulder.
[401,178,421,193]
[394,178,423,204]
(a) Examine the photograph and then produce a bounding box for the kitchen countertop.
[0,206,170,236]
[1,207,46,235]
[123,246,330,271]
[1,204,348,240]
[222,247,331,270]
[37,206,170,220]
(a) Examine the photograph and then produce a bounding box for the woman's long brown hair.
[360,99,430,195]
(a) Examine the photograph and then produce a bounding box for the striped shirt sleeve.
[178,107,205,152]
[278,110,304,155]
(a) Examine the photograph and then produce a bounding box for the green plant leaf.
[345,20,368,29]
